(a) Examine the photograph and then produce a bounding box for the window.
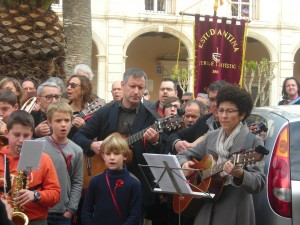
[231,0,253,19]
[145,0,171,13]
[52,0,62,7]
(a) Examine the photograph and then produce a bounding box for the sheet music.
[17,140,45,171]
[143,153,210,196]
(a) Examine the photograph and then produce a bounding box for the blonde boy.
[38,101,83,225]
[81,133,141,225]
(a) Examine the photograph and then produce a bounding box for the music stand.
[17,140,45,173]
[139,153,215,225]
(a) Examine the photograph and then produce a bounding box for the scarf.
[216,122,243,184]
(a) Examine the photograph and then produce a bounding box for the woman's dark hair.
[67,75,94,108]
[281,77,300,97]
[217,84,253,122]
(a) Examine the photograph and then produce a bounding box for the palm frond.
[0,0,54,9]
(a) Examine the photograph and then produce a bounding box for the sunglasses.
[144,93,149,96]
[67,82,80,89]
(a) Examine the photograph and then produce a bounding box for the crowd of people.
[0,65,298,225]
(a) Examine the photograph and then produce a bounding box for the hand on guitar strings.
[143,127,159,144]
[182,161,196,177]
[223,161,244,179]
[90,141,103,156]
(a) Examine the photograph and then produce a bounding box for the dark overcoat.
[73,101,159,208]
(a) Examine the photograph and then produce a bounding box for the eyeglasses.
[144,93,149,96]
[41,94,62,101]
[181,99,189,103]
[67,82,80,89]
[164,103,180,109]
[218,108,239,115]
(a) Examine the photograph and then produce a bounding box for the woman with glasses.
[66,75,96,139]
[176,84,266,225]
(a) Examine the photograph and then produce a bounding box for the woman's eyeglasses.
[144,92,149,96]
[67,82,80,89]
[218,108,239,115]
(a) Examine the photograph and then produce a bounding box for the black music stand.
[139,153,215,225]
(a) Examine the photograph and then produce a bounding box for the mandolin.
[173,145,269,217]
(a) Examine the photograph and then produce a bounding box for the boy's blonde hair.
[100,132,130,159]
[47,100,73,121]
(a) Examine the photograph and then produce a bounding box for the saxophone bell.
[10,171,29,225]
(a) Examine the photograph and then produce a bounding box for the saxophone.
[10,171,29,225]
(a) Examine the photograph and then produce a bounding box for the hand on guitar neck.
[89,127,159,156]
[143,127,159,144]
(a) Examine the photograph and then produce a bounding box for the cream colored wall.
[125,35,183,101]
[54,0,300,104]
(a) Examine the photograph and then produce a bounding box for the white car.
[248,105,300,225]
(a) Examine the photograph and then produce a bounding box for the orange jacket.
[0,145,61,221]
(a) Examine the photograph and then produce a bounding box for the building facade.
[53,0,300,105]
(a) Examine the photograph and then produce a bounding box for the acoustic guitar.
[82,113,184,189]
[125,114,184,165]
[74,98,106,190]
[173,145,269,217]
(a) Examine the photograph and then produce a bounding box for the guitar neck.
[126,123,159,145]
[201,160,227,180]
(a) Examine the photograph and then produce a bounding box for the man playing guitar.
[73,68,160,224]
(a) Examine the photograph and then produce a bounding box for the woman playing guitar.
[176,84,266,225]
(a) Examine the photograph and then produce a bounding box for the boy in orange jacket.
[0,110,60,225]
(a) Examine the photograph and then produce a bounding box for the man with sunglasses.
[31,81,62,138]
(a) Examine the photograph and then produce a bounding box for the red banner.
[194,15,247,95]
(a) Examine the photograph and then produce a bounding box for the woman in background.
[0,77,23,106]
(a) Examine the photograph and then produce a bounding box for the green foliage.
[170,65,191,92]
[243,58,275,106]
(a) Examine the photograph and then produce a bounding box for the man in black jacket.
[166,80,227,154]
[73,68,160,224]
